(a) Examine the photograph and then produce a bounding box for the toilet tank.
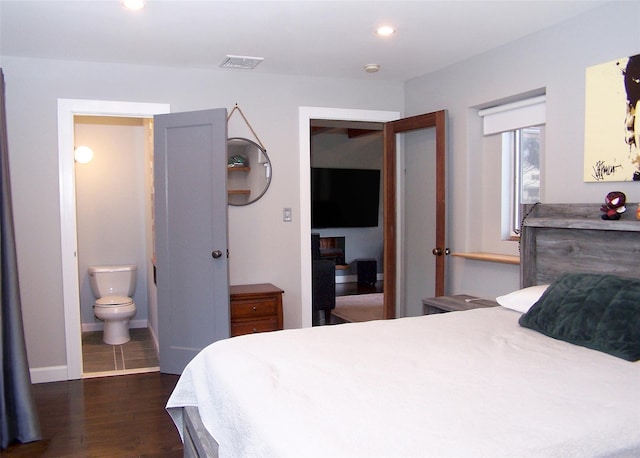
[88,264,137,298]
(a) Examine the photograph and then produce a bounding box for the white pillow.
[496,284,549,313]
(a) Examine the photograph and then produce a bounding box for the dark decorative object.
[600,191,627,220]
[354,259,377,286]
[227,154,248,167]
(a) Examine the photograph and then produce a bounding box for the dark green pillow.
[518,273,640,361]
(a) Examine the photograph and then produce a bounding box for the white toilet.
[88,264,137,345]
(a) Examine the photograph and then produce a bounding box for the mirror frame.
[227,137,272,206]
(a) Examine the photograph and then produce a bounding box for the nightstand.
[230,283,284,337]
[422,294,498,315]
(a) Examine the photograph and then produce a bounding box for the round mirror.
[227,137,272,206]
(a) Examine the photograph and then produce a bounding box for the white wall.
[404,1,640,300]
[1,55,403,375]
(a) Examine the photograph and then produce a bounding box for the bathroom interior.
[74,115,159,378]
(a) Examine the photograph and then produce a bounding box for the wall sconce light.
[74,146,94,164]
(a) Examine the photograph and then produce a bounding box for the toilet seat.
[95,295,134,307]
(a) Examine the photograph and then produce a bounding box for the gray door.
[154,108,229,375]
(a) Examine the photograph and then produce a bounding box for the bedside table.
[230,283,284,337]
[422,294,498,315]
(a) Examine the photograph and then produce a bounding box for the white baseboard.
[30,365,70,384]
[81,319,148,333]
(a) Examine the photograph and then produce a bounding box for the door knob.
[432,248,442,256]
[211,250,223,259]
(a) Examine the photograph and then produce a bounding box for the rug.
[332,293,383,322]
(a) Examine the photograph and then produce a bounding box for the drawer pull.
[252,306,257,311]
[253,328,258,332]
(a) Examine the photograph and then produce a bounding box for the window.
[479,95,545,240]
[504,126,542,236]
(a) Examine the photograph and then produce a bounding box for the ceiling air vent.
[220,55,264,70]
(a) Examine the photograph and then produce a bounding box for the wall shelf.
[227,166,251,199]
[452,252,520,265]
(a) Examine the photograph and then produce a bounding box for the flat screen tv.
[311,167,381,228]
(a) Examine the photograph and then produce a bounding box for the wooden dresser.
[230,283,284,337]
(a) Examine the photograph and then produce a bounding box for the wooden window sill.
[451,252,520,265]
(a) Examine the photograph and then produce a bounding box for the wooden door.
[382,111,447,319]
[154,108,229,375]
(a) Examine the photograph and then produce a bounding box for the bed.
[166,203,640,457]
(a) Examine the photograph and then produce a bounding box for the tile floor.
[82,327,159,378]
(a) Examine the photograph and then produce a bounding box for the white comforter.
[167,307,640,457]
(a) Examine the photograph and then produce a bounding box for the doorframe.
[299,108,447,327]
[57,99,170,380]
[298,107,400,328]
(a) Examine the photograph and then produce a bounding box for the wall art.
[584,53,640,182]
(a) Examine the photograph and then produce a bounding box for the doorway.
[58,99,170,380]
[299,107,400,328]
[310,120,385,324]
[74,115,158,377]
[299,107,447,327]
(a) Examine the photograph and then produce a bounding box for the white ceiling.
[0,0,607,82]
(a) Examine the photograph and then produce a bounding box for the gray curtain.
[0,68,42,448]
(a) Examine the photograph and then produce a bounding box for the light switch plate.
[283,207,292,222]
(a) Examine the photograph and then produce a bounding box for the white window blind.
[479,95,546,135]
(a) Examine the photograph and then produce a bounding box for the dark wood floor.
[3,285,384,455]
[1,372,183,457]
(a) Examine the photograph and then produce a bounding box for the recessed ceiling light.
[220,55,264,70]
[122,0,145,10]
[376,26,395,37]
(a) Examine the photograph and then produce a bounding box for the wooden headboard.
[520,203,640,287]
